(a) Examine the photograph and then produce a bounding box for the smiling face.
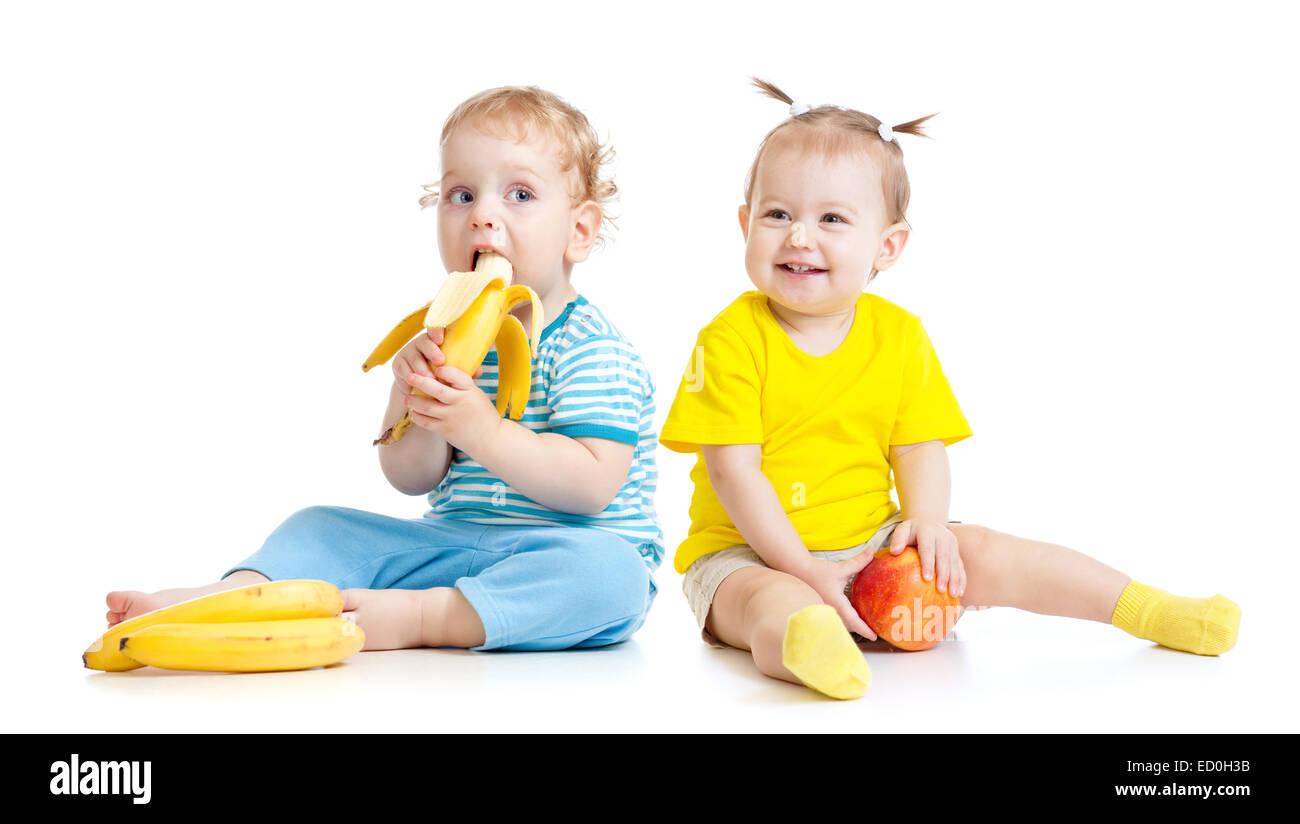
[740,133,907,319]
[437,119,593,302]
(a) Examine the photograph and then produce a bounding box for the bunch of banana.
[363,252,543,446]
[118,618,364,673]
[83,579,364,673]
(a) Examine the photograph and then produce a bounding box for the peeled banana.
[83,579,343,672]
[364,252,543,446]
[118,617,364,673]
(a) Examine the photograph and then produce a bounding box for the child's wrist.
[764,549,815,579]
[900,511,949,525]
[461,412,506,461]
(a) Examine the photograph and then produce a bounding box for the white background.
[2,1,1297,734]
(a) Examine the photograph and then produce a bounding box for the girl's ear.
[738,205,750,242]
[565,200,603,263]
[873,221,911,272]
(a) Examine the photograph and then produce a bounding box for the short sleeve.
[659,320,763,453]
[546,335,646,446]
[890,317,972,447]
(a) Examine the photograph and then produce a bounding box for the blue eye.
[507,188,533,203]
[449,190,473,205]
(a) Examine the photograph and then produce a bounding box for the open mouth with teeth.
[471,248,509,271]
[781,263,826,275]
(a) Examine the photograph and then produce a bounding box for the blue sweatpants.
[224,506,657,651]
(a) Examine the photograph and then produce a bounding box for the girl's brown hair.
[744,78,935,231]
[420,86,619,247]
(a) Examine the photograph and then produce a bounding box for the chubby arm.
[701,443,877,638]
[376,329,460,496]
[701,443,810,576]
[888,439,965,596]
[889,439,950,523]
[475,426,634,516]
[399,363,635,515]
[378,380,454,495]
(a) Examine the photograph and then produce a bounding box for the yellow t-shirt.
[659,290,972,574]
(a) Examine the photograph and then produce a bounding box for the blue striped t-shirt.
[424,294,663,570]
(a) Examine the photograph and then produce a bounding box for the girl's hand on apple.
[800,555,878,640]
[890,519,966,598]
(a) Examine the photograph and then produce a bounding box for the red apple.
[849,547,961,651]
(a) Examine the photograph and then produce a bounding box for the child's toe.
[105,590,132,612]
[105,590,151,624]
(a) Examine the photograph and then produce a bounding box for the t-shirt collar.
[540,294,585,346]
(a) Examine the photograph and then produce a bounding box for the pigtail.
[753,75,937,141]
[742,77,928,230]
[418,183,439,209]
[751,77,794,107]
[890,112,939,140]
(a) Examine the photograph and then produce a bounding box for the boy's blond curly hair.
[421,86,618,247]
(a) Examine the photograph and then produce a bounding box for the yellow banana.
[364,252,543,446]
[118,617,364,673]
[83,579,343,672]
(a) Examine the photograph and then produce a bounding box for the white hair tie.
[788,97,897,142]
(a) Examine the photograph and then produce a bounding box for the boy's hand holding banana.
[400,353,507,455]
[364,252,543,447]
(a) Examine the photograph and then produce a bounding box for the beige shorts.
[682,514,976,647]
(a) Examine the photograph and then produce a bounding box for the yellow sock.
[781,605,871,700]
[1110,580,1241,655]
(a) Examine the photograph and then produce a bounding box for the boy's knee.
[558,533,651,617]
[594,551,652,618]
[475,532,654,650]
[266,506,350,549]
[281,505,344,530]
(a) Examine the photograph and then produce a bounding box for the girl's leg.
[950,524,1129,621]
[951,524,1240,654]
[707,566,869,699]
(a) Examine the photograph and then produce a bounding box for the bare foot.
[104,571,270,627]
[340,588,427,651]
[105,590,154,627]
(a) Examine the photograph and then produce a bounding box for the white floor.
[14,572,1291,735]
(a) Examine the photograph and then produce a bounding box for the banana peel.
[364,252,543,446]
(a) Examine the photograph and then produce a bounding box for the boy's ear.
[738,206,750,242]
[565,200,603,263]
[872,221,910,273]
